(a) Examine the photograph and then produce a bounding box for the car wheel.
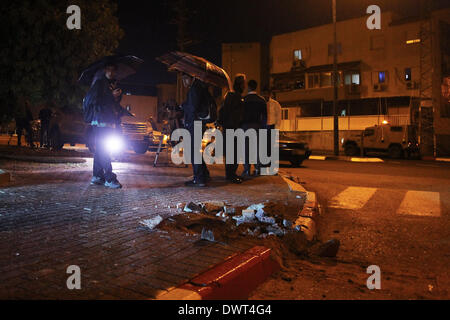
[290,159,304,167]
[49,128,63,151]
[344,143,359,156]
[388,145,403,159]
[133,143,149,154]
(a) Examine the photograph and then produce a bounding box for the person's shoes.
[184,180,207,188]
[90,176,105,185]
[104,180,122,189]
[253,169,261,176]
[227,176,243,184]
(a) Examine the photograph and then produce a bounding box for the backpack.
[82,84,97,123]
[198,91,217,124]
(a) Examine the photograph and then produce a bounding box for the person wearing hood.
[218,74,246,184]
[181,73,211,188]
[86,63,123,189]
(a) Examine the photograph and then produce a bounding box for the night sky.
[116,0,450,90]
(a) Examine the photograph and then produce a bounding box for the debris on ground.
[317,239,340,257]
[140,215,163,230]
[200,228,215,242]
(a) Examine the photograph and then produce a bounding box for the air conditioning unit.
[406,81,418,90]
[373,83,385,92]
[292,59,306,69]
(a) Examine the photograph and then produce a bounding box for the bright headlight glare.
[104,135,124,154]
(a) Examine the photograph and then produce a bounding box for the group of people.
[175,72,281,188]
[85,63,282,189]
[12,98,53,149]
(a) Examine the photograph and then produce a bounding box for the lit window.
[345,73,360,85]
[406,39,421,44]
[378,71,386,83]
[352,74,360,85]
[294,49,302,61]
[405,68,411,81]
[320,72,332,87]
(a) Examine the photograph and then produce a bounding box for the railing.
[280,115,411,132]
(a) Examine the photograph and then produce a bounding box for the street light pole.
[332,0,339,156]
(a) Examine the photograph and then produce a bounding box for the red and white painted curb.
[156,176,320,300]
[281,176,321,241]
[156,246,280,300]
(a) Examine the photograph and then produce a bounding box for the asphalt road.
[252,159,450,299]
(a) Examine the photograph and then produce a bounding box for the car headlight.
[104,134,124,154]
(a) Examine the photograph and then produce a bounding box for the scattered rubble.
[140,215,163,230]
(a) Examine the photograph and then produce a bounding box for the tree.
[0,0,124,120]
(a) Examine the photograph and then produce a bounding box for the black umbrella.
[157,51,231,90]
[78,55,144,86]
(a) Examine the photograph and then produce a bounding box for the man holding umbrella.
[157,52,232,187]
[80,55,143,189]
[87,63,123,189]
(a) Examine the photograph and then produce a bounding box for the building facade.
[268,9,450,155]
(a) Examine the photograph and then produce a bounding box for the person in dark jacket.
[38,104,53,148]
[181,73,210,187]
[87,63,123,189]
[218,74,246,184]
[242,80,267,176]
[14,98,34,147]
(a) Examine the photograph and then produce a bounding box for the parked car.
[48,108,94,151]
[279,133,312,167]
[47,106,164,155]
[342,123,420,159]
[201,129,311,168]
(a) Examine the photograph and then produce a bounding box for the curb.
[309,155,384,163]
[421,156,450,162]
[156,246,280,300]
[0,154,86,164]
[0,169,11,186]
[281,175,320,242]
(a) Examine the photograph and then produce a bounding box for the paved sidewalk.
[0,157,301,299]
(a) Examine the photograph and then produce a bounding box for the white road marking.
[397,191,441,217]
[329,187,377,210]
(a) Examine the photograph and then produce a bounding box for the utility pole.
[332,0,339,156]
[418,0,435,157]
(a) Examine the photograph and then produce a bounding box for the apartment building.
[269,9,450,155]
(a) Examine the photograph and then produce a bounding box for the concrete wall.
[280,114,410,132]
[222,43,261,92]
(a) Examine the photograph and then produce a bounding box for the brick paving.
[0,156,297,299]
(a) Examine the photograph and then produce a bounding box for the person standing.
[181,73,211,187]
[87,63,123,189]
[38,104,53,148]
[218,74,246,184]
[14,98,34,148]
[242,80,267,177]
[262,88,282,160]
